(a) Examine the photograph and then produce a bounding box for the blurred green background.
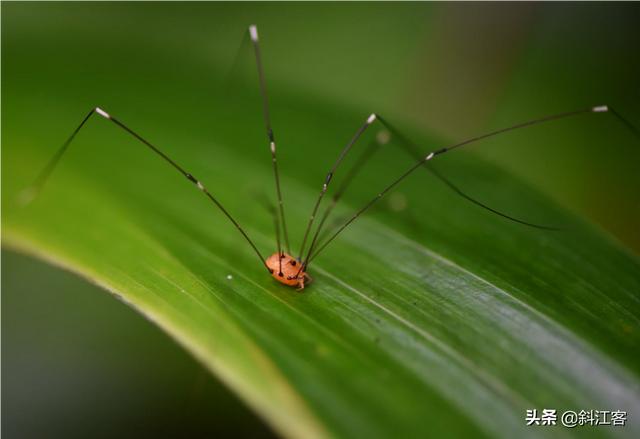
[3,2,639,438]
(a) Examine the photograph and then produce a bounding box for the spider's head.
[266,252,307,289]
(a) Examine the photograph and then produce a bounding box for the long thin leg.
[299,139,382,270]
[297,113,378,260]
[303,140,381,261]
[301,115,564,268]
[301,108,579,269]
[256,193,284,275]
[22,107,270,271]
[375,116,561,229]
[426,165,559,230]
[20,108,96,204]
[249,25,291,254]
[305,105,639,266]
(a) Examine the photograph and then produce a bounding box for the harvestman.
[23,25,640,290]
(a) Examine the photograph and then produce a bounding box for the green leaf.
[5,96,640,437]
[3,4,640,438]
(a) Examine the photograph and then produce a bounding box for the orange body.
[266,252,311,290]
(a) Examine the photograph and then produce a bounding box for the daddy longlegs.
[22,25,640,290]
